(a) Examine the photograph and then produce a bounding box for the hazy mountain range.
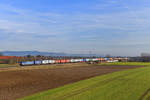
[2,51,103,57]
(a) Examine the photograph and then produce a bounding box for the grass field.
[18,62,150,100]
[98,62,150,66]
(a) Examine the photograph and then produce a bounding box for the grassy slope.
[18,63,150,100]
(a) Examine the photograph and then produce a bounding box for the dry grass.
[0,63,90,72]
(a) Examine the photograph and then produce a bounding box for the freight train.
[20,57,128,66]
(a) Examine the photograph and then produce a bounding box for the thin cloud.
[0,1,150,56]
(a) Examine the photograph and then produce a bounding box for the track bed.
[0,65,144,100]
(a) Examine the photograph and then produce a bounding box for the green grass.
[98,62,150,66]
[0,64,18,68]
[18,66,150,100]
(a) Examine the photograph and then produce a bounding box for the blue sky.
[0,0,150,56]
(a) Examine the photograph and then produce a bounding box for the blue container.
[83,59,86,62]
[21,61,34,66]
[34,61,42,65]
[105,58,110,61]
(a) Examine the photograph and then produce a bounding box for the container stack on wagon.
[20,57,126,66]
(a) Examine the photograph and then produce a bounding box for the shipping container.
[86,59,90,62]
[77,59,82,62]
[66,59,71,63]
[79,59,82,62]
[83,59,86,62]
[80,59,84,62]
[92,58,98,61]
[42,60,49,64]
[75,59,80,62]
[60,59,66,63]
[105,58,110,61]
[97,58,100,61]
[55,60,61,63]
[110,58,113,60]
[48,60,56,64]
[97,58,101,60]
[70,59,76,63]
[101,58,105,61]
[34,61,42,65]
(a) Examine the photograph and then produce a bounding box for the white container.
[71,59,76,63]
[42,60,49,64]
[86,59,90,61]
[48,60,56,64]
[92,58,98,61]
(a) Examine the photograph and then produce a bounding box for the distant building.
[141,53,150,57]
[129,57,150,62]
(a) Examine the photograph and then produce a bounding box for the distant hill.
[2,51,103,57]
[2,51,67,56]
